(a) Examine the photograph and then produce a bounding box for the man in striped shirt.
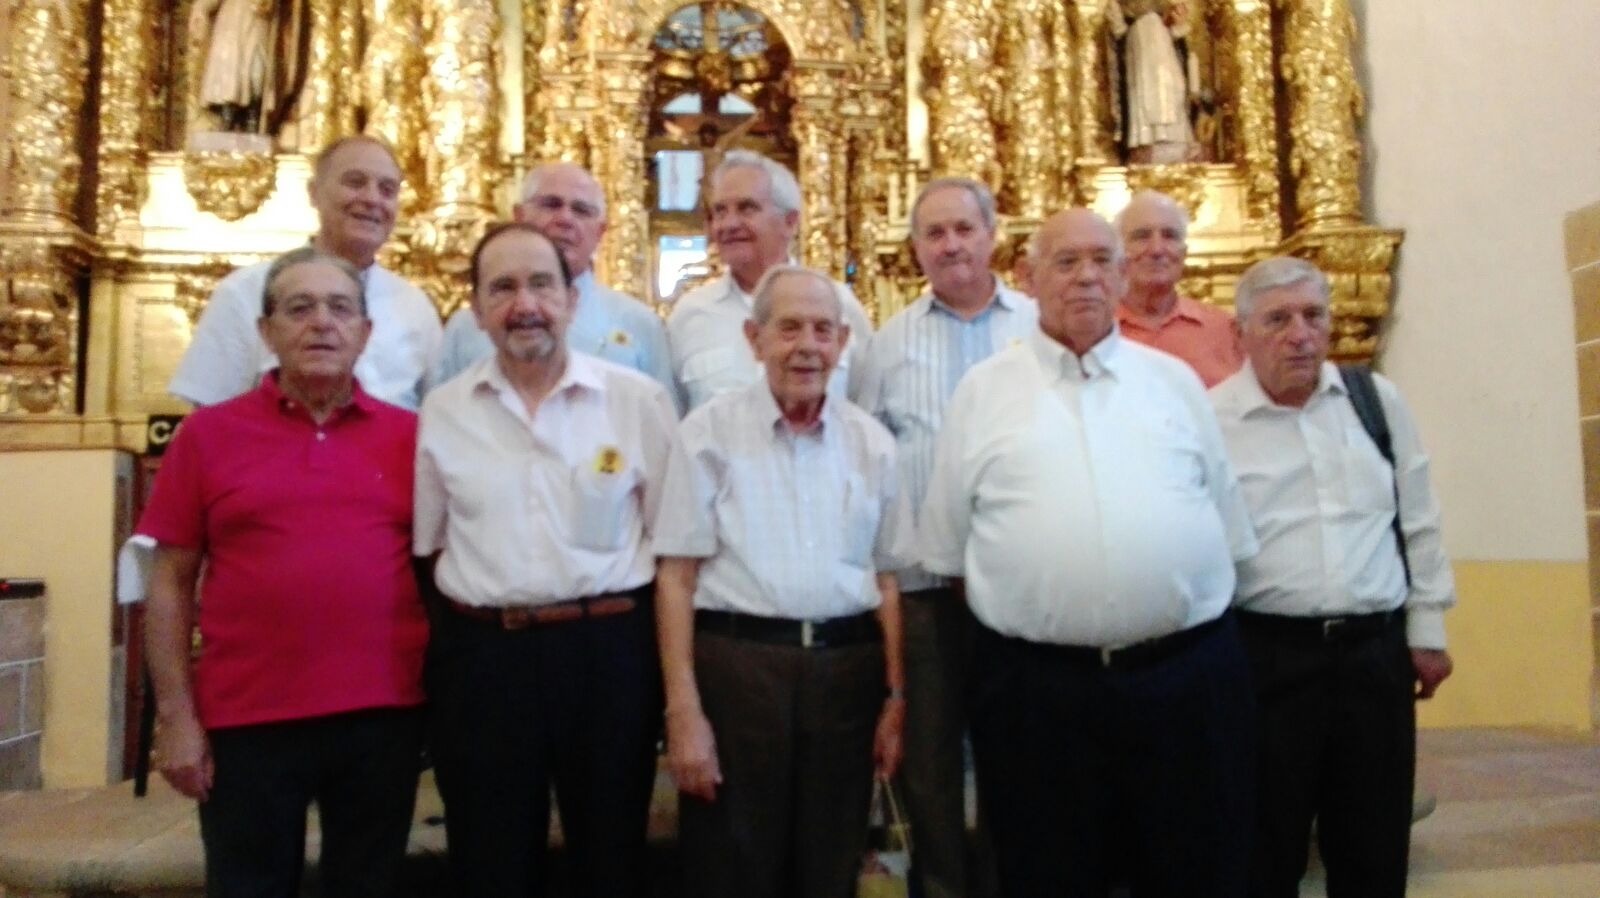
[856,177,1037,898]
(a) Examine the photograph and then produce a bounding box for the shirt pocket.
[1139,415,1207,496]
[568,462,636,552]
[841,471,881,568]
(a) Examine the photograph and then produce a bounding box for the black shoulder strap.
[1338,364,1412,587]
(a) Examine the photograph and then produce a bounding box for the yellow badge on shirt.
[594,445,625,475]
[610,329,632,346]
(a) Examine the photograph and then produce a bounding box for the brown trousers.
[680,630,885,898]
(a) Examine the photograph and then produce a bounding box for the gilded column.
[1280,0,1364,231]
[95,0,156,239]
[1218,0,1280,232]
[363,0,429,215]
[592,52,652,300]
[2,0,90,225]
[995,0,1059,216]
[1070,0,1116,165]
[522,0,548,161]
[921,0,1000,185]
[881,0,909,155]
[299,0,361,151]
[793,67,851,281]
[1050,0,1078,188]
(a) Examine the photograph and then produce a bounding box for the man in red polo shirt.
[139,246,429,898]
[1114,189,1245,387]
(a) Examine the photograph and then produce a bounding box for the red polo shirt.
[1117,296,1245,388]
[138,373,428,730]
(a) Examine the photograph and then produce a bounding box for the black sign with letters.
[145,414,186,457]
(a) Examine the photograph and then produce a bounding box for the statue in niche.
[188,0,310,134]
[1108,0,1203,164]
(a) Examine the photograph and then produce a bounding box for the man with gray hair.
[857,176,1033,898]
[668,150,874,412]
[1113,189,1243,386]
[430,161,675,394]
[655,264,908,898]
[1210,256,1456,898]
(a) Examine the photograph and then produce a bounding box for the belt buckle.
[1321,617,1343,640]
[501,607,533,630]
[801,619,815,648]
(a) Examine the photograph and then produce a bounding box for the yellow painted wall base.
[1418,561,1594,731]
[0,449,120,787]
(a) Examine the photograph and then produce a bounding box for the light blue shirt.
[856,284,1038,592]
[430,270,676,405]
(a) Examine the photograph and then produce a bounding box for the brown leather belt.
[445,591,640,630]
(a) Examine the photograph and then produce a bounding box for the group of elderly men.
[138,133,1456,898]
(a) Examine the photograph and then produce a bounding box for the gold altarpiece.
[0,0,1400,449]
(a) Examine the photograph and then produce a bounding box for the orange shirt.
[1117,296,1244,388]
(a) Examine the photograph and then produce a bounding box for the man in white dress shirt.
[667,150,873,411]
[919,209,1259,897]
[170,135,442,410]
[431,161,675,395]
[1210,256,1456,898]
[655,266,906,898]
[857,176,1034,898]
[414,223,678,897]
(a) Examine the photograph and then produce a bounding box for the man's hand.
[1411,648,1454,700]
[154,713,214,801]
[874,696,906,780]
[666,707,723,802]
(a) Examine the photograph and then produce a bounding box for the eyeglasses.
[272,294,364,322]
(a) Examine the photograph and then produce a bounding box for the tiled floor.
[2,727,1596,897]
[1302,728,1600,897]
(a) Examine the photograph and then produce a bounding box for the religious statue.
[1108,0,1201,164]
[188,0,310,134]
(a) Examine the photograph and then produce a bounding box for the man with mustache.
[668,150,874,412]
[1114,189,1243,387]
[430,162,674,395]
[919,209,1259,897]
[1210,257,1456,898]
[139,247,429,897]
[414,223,678,896]
[856,177,1035,898]
[170,135,442,410]
[655,266,908,898]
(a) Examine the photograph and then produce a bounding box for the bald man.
[431,162,675,397]
[921,209,1258,897]
[1113,190,1243,387]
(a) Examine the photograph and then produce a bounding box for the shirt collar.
[473,350,606,400]
[746,378,835,439]
[722,256,800,307]
[1116,294,1205,329]
[1236,359,1345,416]
[1028,325,1125,380]
[922,277,1017,320]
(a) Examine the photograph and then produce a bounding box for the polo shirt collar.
[1236,359,1345,417]
[257,369,377,420]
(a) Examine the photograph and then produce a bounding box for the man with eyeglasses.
[169,135,443,410]
[139,246,430,897]
[430,161,675,399]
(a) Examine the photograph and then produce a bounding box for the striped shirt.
[653,380,908,620]
[856,284,1038,592]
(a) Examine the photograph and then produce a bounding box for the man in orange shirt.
[1114,190,1244,387]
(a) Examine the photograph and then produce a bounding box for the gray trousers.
[680,630,885,898]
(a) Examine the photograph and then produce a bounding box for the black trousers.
[425,595,662,898]
[1239,613,1415,898]
[969,614,1255,898]
[199,706,424,898]
[679,630,885,898]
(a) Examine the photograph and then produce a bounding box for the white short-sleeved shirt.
[430,271,676,403]
[1209,361,1456,649]
[169,259,442,411]
[653,381,908,620]
[919,328,1259,648]
[666,273,873,413]
[414,352,679,606]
